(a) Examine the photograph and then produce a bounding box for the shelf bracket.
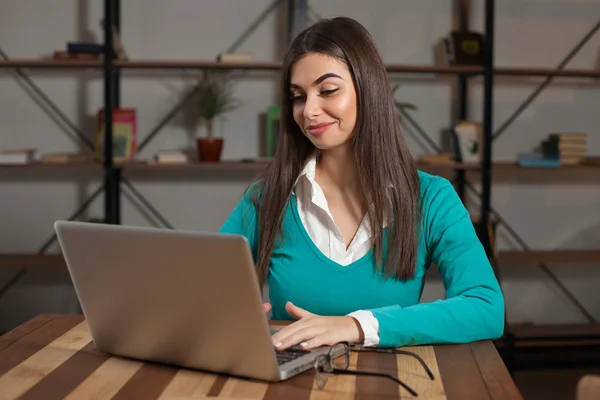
[492,18,600,142]
[121,178,175,229]
[0,47,94,150]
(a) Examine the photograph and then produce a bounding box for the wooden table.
[0,314,522,399]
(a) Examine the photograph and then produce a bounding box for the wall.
[0,0,599,332]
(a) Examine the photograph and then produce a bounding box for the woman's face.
[289,52,357,151]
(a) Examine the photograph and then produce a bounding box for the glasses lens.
[331,343,349,370]
[314,355,329,389]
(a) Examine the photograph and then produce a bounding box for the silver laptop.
[54,220,339,382]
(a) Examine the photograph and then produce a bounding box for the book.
[517,152,560,168]
[154,150,188,164]
[541,133,587,165]
[419,153,454,165]
[436,31,484,66]
[0,148,36,165]
[266,106,280,157]
[94,108,137,162]
[216,53,252,63]
[66,42,103,54]
[41,152,92,164]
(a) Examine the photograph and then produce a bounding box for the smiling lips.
[306,122,335,136]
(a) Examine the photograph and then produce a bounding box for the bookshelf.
[3,59,600,79]
[2,158,600,177]
[1,0,599,374]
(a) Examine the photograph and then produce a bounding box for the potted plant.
[187,69,240,162]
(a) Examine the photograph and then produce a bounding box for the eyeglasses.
[313,342,435,397]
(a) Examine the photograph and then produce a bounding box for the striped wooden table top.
[0,314,522,399]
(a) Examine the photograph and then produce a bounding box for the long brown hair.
[249,17,421,287]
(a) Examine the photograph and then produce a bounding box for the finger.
[286,301,314,320]
[263,303,272,313]
[271,319,304,346]
[274,325,322,351]
[300,333,337,350]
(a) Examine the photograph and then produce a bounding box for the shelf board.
[121,160,474,177]
[0,161,100,168]
[495,66,600,79]
[509,323,600,342]
[2,59,599,78]
[0,254,66,269]
[495,323,600,349]
[115,60,282,70]
[122,160,270,170]
[3,160,600,183]
[497,249,600,265]
[0,59,101,69]
[0,59,482,74]
[466,161,600,183]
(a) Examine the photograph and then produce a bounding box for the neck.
[315,145,359,191]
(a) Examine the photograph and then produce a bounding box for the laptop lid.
[54,220,281,381]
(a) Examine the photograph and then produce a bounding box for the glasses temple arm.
[349,346,435,380]
[331,368,418,397]
[394,350,436,380]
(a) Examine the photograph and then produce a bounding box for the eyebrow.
[290,72,342,89]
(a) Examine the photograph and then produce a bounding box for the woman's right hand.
[263,303,272,313]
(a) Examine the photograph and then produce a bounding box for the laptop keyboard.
[276,348,311,365]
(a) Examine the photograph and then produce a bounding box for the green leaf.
[192,69,241,122]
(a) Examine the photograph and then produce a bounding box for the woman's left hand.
[271,301,364,350]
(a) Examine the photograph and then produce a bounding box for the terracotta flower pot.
[196,137,223,163]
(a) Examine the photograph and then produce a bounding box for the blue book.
[67,42,104,54]
[517,152,560,168]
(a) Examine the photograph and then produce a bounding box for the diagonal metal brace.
[0,185,105,303]
[136,0,287,153]
[399,108,444,153]
[464,183,596,323]
[0,48,94,150]
[37,185,105,254]
[121,178,175,229]
[492,19,600,142]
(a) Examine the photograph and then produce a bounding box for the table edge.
[470,340,524,400]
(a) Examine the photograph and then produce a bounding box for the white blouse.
[291,156,380,347]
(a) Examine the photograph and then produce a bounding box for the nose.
[302,94,322,120]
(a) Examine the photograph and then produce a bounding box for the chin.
[309,139,348,152]
[307,137,334,150]
[304,132,347,150]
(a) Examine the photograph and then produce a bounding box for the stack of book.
[0,148,36,165]
[53,42,103,61]
[517,133,587,168]
[153,150,188,164]
[52,19,128,61]
[541,133,587,165]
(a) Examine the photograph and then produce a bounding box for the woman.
[219,17,504,351]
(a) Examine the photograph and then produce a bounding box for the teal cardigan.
[219,170,505,347]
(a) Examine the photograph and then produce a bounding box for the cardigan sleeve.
[218,184,260,264]
[369,177,505,347]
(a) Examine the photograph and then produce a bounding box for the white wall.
[1,0,599,332]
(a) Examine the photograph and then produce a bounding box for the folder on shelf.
[94,108,137,162]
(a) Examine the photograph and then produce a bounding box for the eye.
[290,94,305,102]
[320,88,339,96]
